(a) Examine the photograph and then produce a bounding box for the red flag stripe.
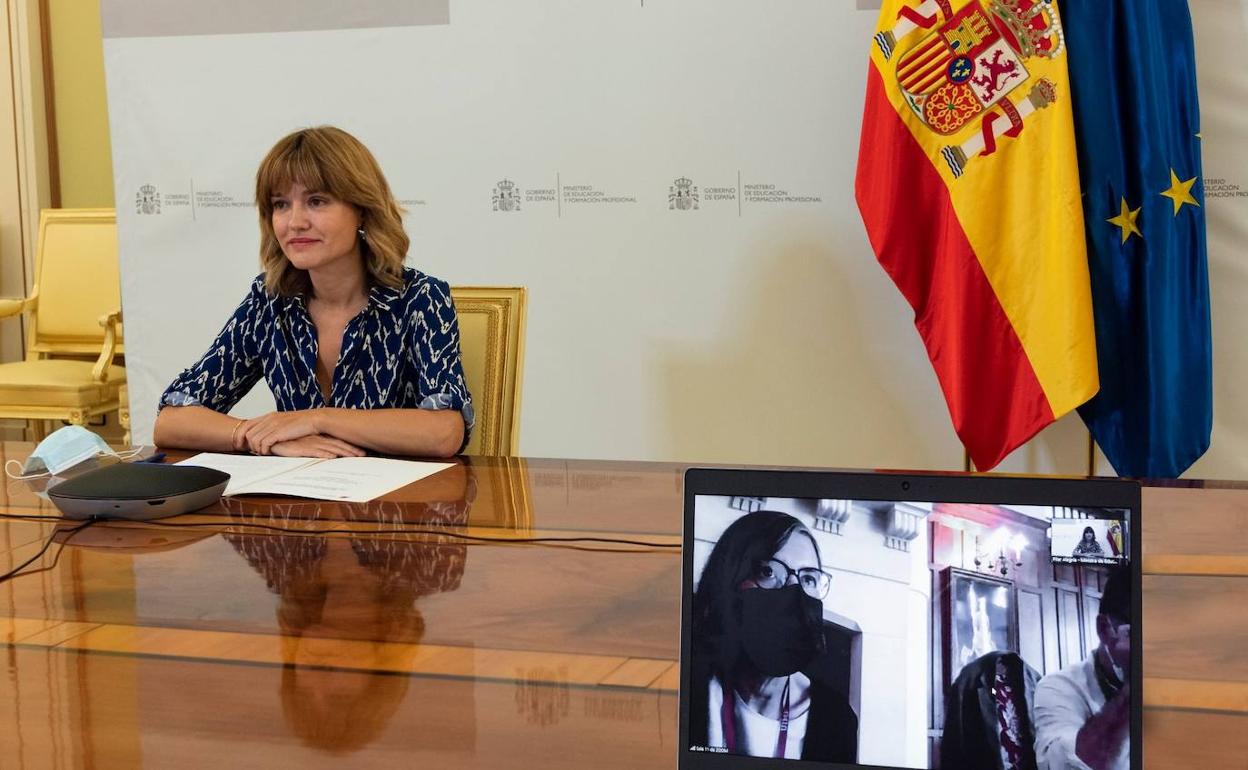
[897,43,945,80]
[898,45,943,77]
[855,66,1054,469]
[897,37,942,70]
[900,57,948,91]
[908,68,949,94]
[899,55,944,85]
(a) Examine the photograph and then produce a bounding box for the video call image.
[688,495,1134,769]
[1050,516,1129,566]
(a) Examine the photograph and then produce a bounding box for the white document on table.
[177,453,453,502]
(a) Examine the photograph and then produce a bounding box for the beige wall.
[39,2,1248,477]
[48,0,114,208]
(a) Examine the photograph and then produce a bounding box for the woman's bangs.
[261,142,328,202]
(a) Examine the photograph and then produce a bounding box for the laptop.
[680,469,1142,770]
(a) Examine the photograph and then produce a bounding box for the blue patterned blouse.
[160,267,474,448]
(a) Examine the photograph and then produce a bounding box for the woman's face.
[731,529,827,678]
[1084,529,1095,542]
[740,531,821,591]
[270,182,363,273]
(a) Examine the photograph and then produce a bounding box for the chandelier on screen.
[974,528,1027,577]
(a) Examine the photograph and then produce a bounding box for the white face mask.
[5,425,141,479]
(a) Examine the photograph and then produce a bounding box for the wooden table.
[0,444,1244,769]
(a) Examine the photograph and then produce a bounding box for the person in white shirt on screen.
[1033,568,1131,770]
[688,510,857,762]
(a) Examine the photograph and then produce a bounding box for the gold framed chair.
[0,209,124,438]
[119,382,131,445]
[450,287,526,456]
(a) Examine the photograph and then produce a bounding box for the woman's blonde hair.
[255,126,408,296]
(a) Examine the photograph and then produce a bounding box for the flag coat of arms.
[856,0,1099,470]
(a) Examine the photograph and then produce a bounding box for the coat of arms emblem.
[877,0,1066,177]
[492,179,520,212]
[136,184,161,215]
[668,177,699,211]
[896,0,1061,135]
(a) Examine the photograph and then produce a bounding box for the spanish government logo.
[136,184,161,215]
[877,0,1065,178]
[668,177,699,211]
[492,179,520,212]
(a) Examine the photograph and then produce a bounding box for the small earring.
[357,227,367,239]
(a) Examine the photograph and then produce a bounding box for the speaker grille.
[48,463,231,501]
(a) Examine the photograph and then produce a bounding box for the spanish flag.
[855,0,1099,470]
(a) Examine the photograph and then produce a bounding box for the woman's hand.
[240,409,324,455]
[268,434,365,459]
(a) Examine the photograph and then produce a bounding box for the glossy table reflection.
[0,443,1245,769]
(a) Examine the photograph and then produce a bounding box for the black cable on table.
[0,511,678,547]
[0,518,99,584]
[0,511,681,572]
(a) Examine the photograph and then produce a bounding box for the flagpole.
[963,449,972,474]
[1086,432,1097,477]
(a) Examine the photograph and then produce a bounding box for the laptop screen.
[681,472,1140,770]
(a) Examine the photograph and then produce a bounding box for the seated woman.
[1073,526,1105,557]
[154,126,473,458]
[688,510,857,762]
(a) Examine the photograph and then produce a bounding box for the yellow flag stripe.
[869,0,1098,416]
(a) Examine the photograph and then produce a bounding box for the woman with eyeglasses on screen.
[154,126,472,458]
[689,510,858,762]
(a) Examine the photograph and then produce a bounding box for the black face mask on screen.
[735,585,825,678]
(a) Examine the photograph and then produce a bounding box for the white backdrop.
[102,0,1248,478]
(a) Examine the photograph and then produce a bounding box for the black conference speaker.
[47,463,230,520]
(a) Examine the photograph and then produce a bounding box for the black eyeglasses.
[748,558,832,599]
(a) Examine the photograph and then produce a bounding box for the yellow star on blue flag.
[1106,198,1142,244]
[1064,0,1212,478]
[1161,169,1200,215]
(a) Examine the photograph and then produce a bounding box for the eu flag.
[1061,0,1212,477]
